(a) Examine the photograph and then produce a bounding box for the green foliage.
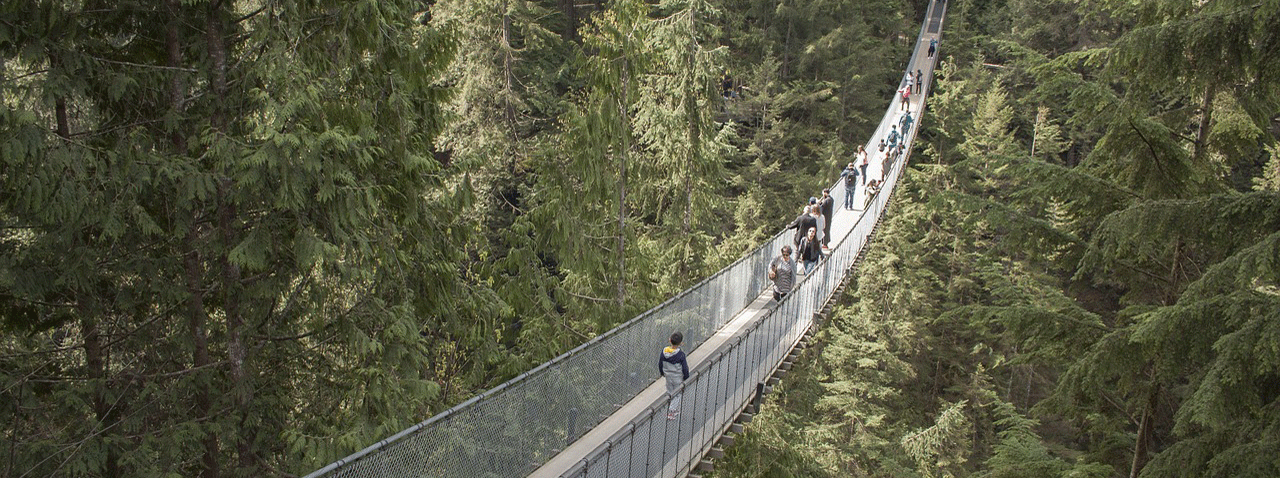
[0,0,506,475]
[718,0,1280,473]
[1255,144,1280,192]
[902,400,972,478]
[6,0,1277,475]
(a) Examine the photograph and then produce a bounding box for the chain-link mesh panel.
[310,212,791,477]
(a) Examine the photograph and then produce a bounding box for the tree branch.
[92,56,198,73]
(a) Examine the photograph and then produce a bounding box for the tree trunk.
[502,1,519,176]
[681,12,700,278]
[782,6,793,78]
[185,228,220,478]
[52,53,121,473]
[6,382,19,476]
[616,58,630,319]
[558,0,581,43]
[166,0,187,151]
[55,98,69,138]
[1129,381,1161,478]
[81,314,122,477]
[1192,82,1215,165]
[205,3,257,472]
[171,2,221,475]
[51,52,70,138]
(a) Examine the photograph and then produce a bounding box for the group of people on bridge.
[659,30,938,431]
[767,73,924,305]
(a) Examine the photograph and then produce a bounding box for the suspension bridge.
[307,3,947,477]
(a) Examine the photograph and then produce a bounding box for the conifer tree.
[529,0,655,330]
[633,0,730,281]
[1,1,483,474]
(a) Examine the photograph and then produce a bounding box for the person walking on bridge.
[839,163,858,210]
[819,189,834,248]
[858,145,869,185]
[799,227,823,274]
[900,111,914,136]
[769,245,796,302]
[659,332,690,420]
[811,204,825,248]
[882,147,896,181]
[786,206,818,252]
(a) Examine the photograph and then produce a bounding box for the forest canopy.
[2,0,1277,476]
[1,0,913,475]
[711,0,1280,477]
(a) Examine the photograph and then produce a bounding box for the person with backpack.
[900,111,914,136]
[839,163,859,210]
[769,245,796,302]
[659,332,690,420]
[888,125,900,149]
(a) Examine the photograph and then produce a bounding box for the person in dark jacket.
[798,227,823,274]
[819,189,835,247]
[659,332,690,419]
[786,205,819,251]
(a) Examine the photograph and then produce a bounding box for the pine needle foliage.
[1,1,498,475]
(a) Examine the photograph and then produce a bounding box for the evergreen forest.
[0,0,1277,477]
[710,0,1280,477]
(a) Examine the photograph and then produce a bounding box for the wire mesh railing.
[306,185,793,477]
[306,2,944,477]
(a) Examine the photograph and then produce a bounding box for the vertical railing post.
[754,383,764,414]
[567,408,578,446]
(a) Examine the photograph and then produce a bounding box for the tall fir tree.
[1,1,498,474]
